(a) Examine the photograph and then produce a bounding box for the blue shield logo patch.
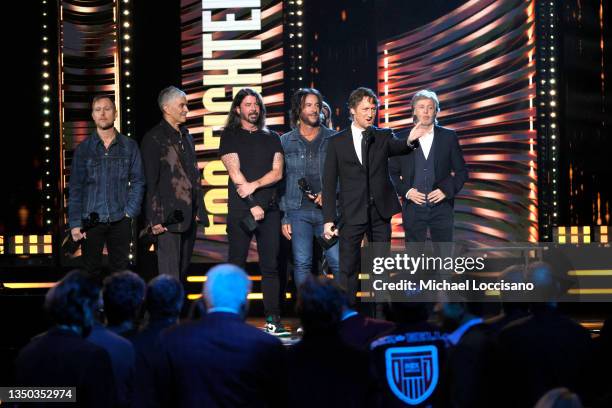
[385,345,439,405]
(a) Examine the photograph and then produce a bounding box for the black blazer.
[141,120,208,232]
[322,127,418,225]
[15,327,116,408]
[87,323,135,408]
[389,125,467,207]
[338,313,395,351]
[287,333,374,408]
[130,319,177,408]
[153,312,287,408]
[495,310,596,407]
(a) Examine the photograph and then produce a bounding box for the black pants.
[157,221,197,282]
[339,206,391,307]
[402,202,455,270]
[403,201,454,242]
[82,216,132,275]
[227,209,281,317]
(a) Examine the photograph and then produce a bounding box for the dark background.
[3,5,46,235]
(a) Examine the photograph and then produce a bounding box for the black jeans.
[82,216,132,275]
[227,209,281,317]
[157,221,197,282]
[339,206,391,307]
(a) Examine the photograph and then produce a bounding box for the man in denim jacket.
[280,88,340,292]
[68,96,145,274]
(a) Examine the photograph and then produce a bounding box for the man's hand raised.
[408,122,432,143]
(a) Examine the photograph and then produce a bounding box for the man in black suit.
[438,301,495,408]
[322,87,423,305]
[87,291,136,408]
[102,270,145,337]
[389,89,467,243]
[153,264,286,407]
[131,274,183,408]
[288,276,374,408]
[338,295,395,351]
[495,262,596,407]
[15,270,116,407]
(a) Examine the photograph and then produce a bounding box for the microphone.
[163,210,184,227]
[240,213,258,233]
[362,125,377,145]
[139,210,185,247]
[298,178,318,200]
[62,212,100,255]
[316,218,343,250]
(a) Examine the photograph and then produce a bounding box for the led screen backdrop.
[378,0,538,246]
[184,0,538,262]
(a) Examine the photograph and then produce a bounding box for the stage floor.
[245,317,302,345]
[243,317,605,344]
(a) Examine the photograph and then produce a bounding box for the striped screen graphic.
[378,0,538,245]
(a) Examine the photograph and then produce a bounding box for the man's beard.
[243,112,259,125]
[300,113,320,127]
[98,122,114,131]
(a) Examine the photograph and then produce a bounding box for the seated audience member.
[338,295,395,351]
[103,270,145,336]
[154,264,287,407]
[534,387,584,408]
[130,274,183,408]
[132,274,183,351]
[485,264,530,333]
[88,292,135,408]
[370,299,449,407]
[187,298,207,320]
[437,300,494,408]
[496,262,595,407]
[288,276,374,408]
[593,316,612,407]
[15,270,115,407]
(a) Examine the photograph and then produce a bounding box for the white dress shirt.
[351,123,364,164]
[419,127,435,159]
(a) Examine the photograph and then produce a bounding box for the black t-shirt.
[219,127,283,211]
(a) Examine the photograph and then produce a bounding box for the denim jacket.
[279,126,336,224]
[68,131,145,228]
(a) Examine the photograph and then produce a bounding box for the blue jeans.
[286,209,340,291]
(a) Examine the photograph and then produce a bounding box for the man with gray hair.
[154,264,287,407]
[141,86,208,281]
[389,89,467,243]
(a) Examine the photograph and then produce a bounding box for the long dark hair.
[224,88,268,132]
[289,88,323,129]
